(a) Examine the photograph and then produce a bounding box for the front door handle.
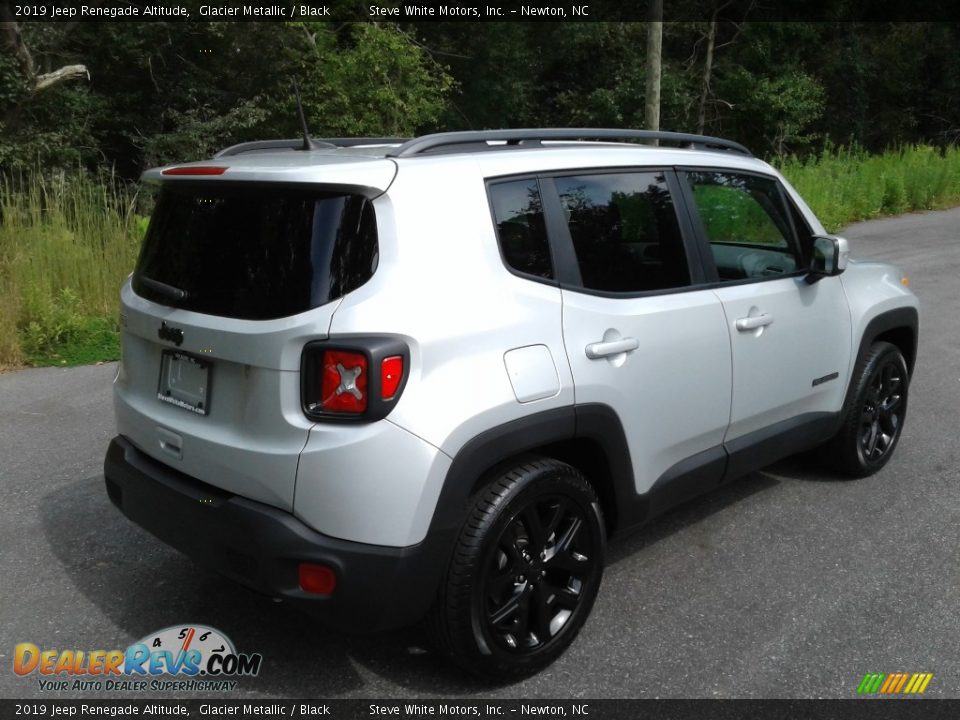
[585,337,639,359]
[735,313,774,332]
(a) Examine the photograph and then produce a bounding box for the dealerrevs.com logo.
[857,672,934,696]
[14,625,262,692]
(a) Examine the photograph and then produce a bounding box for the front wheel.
[827,341,910,478]
[433,458,605,680]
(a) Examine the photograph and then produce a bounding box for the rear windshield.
[133,183,378,320]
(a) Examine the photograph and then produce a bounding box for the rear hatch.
[114,156,394,511]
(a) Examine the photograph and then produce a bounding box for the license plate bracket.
[158,350,211,415]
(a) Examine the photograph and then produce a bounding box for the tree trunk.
[644,0,663,140]
[697,19,717,135]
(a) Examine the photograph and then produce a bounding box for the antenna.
[292,82,316,151]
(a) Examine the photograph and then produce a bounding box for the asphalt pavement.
[2,208,959,699]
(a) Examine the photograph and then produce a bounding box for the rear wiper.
[138,276,189,303]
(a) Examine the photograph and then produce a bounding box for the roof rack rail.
[215,137,410,158]
[385,128,752,158]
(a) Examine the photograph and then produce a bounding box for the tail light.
[319,350,368,413]
[301,337,409,422]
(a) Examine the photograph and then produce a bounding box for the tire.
[433,458,606,680]
[827,341,910,478]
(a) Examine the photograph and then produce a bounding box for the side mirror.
[806,235,849,283]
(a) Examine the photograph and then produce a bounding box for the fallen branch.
[34,64,90,92]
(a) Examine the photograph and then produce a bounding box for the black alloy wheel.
[481,493,598,654]
[434,458,605,679]
[859,356,905,464]
[828,341,910,477]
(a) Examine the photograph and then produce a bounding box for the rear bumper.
[103,436,453,632]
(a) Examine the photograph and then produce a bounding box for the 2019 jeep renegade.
[104,129,919,678]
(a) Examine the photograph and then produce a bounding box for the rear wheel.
[827,341,909,477]
[433,458,605,679]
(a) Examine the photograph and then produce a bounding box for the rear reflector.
[319,350,368,413]
[299,563,337,595]
[381,355,403,400]
[161,166,228,176]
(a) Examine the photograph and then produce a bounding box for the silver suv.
[104,129,919,678]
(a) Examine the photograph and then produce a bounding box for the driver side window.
[686,171,801,281]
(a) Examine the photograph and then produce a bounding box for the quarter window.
[686,171,801,280]
[555,172,690,293]
[489,179,553,279]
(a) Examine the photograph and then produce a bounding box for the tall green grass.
[779,144,960,232]
[0,145,959,368]
[0,171,143,367]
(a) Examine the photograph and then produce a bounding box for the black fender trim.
[426,404,642,542]
[428,404,642,537]
[836,306,919,423]
[427,407,577,537]
[858,306,919,377]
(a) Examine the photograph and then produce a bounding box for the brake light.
[381,355,403,400]
[319,350,368,413]
[161,166,228,176]
[301,338,408,421]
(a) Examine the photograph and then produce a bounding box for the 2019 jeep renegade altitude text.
[104,129,918,678]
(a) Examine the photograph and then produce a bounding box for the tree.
[644,0,664,135]
[291,22,453,138]
[0,8,89,122]
[0,16,454,174]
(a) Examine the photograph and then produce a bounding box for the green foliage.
[3,17,960,368]
[0,170,140,365]
[143,99,270,168]
[718,68,825,156]
[0,22,105,171]
[779,145,960,232]
[1,18,454,171]
[290,23,454,137]
[0,149,957,367]
[21,287,83,358]
[24,312,120,367]
[5,19,960,171]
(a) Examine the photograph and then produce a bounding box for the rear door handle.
[585,337,639,359]
[735,313,774,331]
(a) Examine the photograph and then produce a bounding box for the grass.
[0,144,959,368]
[0,170,142,368]
[778,144,960,232]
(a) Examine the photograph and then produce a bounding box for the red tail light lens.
[381,355,403,400]
[301,338,407,422]
[319,350,368,413]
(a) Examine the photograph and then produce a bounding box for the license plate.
[158,351,211,416]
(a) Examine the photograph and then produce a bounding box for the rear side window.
[489,179,553,279]
[133,183,378,320]
[555,172,690,293]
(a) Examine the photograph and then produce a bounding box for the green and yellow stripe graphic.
[857,672,933,695]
